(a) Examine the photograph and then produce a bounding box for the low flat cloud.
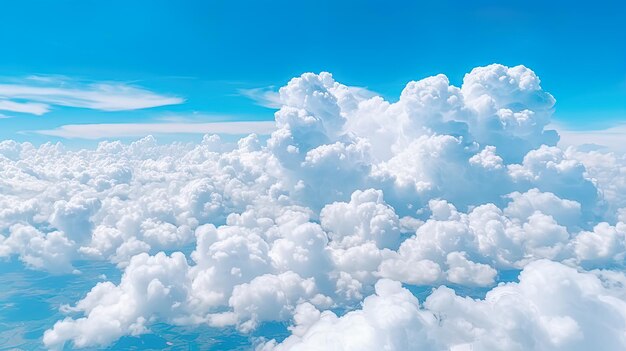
[34,121,276,139]
[556,123,626,152]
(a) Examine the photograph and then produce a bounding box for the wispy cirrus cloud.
[0,100,50,115]
[238,87,282,108]
[33,121,275,139]
[0,75,184,116]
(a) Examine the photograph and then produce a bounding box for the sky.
[5,2,626,351]
[0,0,625,145]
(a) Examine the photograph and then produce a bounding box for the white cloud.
[445,251,497,286]
[43,252,192,349]
[0,99,50,115]
[0,224,75,273]
[573,222,626,267]
[504,188,582,228]
[0,64,625,350]
[264,261,626,351]
[34,121,276,139]
[320,188,401,249]
[0,76,183,115]
[227,271,331,332]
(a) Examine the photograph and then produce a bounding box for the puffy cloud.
[461,64,558,162]
[519,212,570,260]
[190,223,272,309]
[321,189,401,249]
[504,188,582,228]
[565,147,626,220]
[260,279,434,351]
[0,224,75,273]
[226,272,331,332]
[49,195,101,243]
[507,145,599,214]
[445,251,497,287]
[573,222,626,267]
[0,99,50,115]
[43,252,191,349]
[378,255,443,286]
[372,134,472,200]
[0,64,624,350]
[264,260,626,351]
[469,145,504,170]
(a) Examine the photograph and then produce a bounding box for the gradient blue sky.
[1,0,625,144]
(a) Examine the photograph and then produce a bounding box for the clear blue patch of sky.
[0,0,624,143]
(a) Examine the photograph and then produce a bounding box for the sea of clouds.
[2,64,626,350]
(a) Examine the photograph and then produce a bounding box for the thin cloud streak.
[0,76,184,115]
[33,121,276,139]
[0,100,51,115]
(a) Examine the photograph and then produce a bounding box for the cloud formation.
[0,75,183,116]
[263,261,626,351]
[35,121,276,139]
[1,64,626,350]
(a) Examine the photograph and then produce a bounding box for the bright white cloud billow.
[2,64,626,350]
[263,261,626,351]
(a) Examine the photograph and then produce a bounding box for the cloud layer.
[1,64,626,350]
[35,121,276,139]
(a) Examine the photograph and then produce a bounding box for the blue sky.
[4,3,626,350]
[1,0,625,144]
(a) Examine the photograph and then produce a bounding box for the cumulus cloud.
[264,261,626,351]
[0,224,75,273]
[1,64,626,350]
[504,188,582,228]
[321,189,401,249]
[43,252,192,349]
